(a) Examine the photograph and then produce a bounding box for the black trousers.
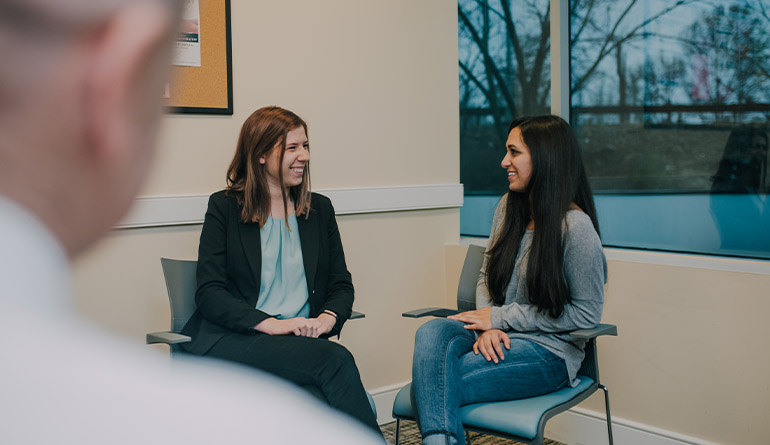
[205,332,380,434]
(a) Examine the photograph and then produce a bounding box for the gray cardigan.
[476,198,607,384]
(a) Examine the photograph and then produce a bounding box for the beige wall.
[595,256,770,444]
[145,0,459,195]
[444,244,770,444]
[73,0,459,395]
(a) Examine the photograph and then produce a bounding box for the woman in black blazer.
[181,106,380,434]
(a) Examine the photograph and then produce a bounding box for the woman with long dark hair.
[180,106,381,435]
[411,115,607,445]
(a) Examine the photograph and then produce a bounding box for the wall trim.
[459,238,770,275]
[116,184,463,229]
[369,381,408,425]
[604,247,770,275]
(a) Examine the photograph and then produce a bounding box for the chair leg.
[599,384,614,445]
[465,430,472,444]
[394,419,401,445]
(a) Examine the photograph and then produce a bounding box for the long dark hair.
[226,106,311,226]
[485,115,599,318]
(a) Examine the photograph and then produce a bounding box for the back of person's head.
[227,106,312,225]
[0,0,181,257]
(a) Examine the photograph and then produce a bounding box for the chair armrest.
[570,323,617,339]
[146,331,191,345]
[350,310,365,320]
[402,307,460,318]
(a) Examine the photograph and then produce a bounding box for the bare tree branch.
[459,3,516,115]
[460,60,492,103]
[570,0,597,47]
[499,0,527,107]
[573,0,696,94]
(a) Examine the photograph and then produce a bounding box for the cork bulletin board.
[165,0,233,114]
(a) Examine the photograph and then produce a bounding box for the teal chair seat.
[393,377,594,440]
[460,376,594,439]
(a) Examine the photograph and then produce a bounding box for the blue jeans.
[412,318,569,445]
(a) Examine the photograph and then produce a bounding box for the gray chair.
[146,258,375,414]
[392,244,617,445]
[146,258,198,352]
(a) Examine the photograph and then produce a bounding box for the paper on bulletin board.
[173,0,201,67]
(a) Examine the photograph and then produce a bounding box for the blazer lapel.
[297,211,319,290]
[238,221,262,292]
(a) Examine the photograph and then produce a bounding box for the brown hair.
[226,106,311,226]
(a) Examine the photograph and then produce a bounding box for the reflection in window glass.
[459,0,551,237]
[570,0,770,258]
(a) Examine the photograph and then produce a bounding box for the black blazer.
[181,190,354,355]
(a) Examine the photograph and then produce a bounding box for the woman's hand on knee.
[448,307,492,331]
[472,329,511,364]
[254,317,336,338]
[254,317,312,336]
[296,316,332,338]
[312,313,336,336]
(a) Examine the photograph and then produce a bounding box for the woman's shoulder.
[310,191,331,204]
[209,189,235,204]
[565,209,592,226]
[209,189,227,199]
[207,190,241,213]
[310,192,333,212]
[564,210,600,244]
[492,194,507,219]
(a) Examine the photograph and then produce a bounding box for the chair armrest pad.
[570,323,617,339]
[350,310,365,320]
[402,307,460,318]
[146,331,191,345]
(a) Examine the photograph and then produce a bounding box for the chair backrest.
[160,258,198,333]
[578,336,600,382]
[457,244,486,311]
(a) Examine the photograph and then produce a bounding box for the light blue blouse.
[255,214,310,319]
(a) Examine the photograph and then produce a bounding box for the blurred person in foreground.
[0,0,382,443]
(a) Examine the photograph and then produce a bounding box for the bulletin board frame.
[165,0,233,115]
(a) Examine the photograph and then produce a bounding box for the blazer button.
[312,290,315,294]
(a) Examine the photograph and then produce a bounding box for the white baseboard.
[545,407,720,445]
[368,385,720,445]
[370,381,408,425]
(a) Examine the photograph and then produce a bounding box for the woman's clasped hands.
[448,307,511,364]
[254,313,336,338]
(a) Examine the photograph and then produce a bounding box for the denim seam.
[439,333,474,440]
[461,355,565,381]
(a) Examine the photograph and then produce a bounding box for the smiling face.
[260,126,309,192]
[501,127,533,192]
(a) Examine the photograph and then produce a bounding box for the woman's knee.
[316,340,357,370]
[415,318,465,348]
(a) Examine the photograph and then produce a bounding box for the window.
[459,0,550,237]
[572,0,770,259]
[460,0,770,260]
